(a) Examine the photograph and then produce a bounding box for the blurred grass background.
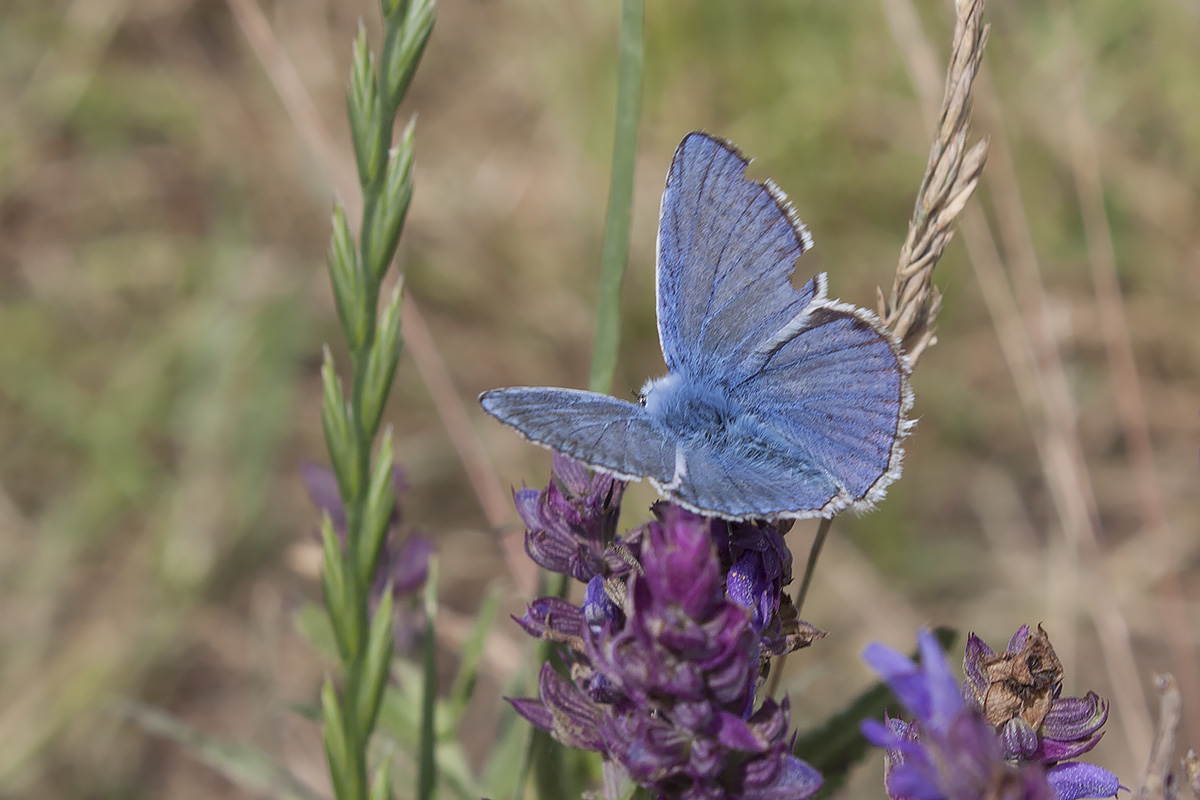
[2,0,1198,797]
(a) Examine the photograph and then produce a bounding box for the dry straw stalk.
[879,0,990,364]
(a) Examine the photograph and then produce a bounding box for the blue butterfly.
[480,132,912,520]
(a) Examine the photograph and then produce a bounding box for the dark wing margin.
[479,387,677,484]
[656,131,821,379]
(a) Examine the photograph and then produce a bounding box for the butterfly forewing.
[656,133,818,380]
[480,387,677,484]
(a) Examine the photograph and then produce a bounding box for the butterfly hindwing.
[661,441,843,520]
[656,132,818,379]
[737,304,911,506]
[480,387,678,484]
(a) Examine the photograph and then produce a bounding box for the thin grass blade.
[416,558,439,800]
[588,0,645,394]
[124,702,324,800]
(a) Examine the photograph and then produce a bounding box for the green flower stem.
[319,2,435,799]
[765,516,833,699]
[515,3,645,796]
[417,560,440,800]
[588,0,645,395]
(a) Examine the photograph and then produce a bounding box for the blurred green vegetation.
[2,0,1198,797]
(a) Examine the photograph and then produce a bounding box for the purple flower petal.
[863,642,933,722]
[513,597,585,641]
[861,718,904,749]
[512,487,543,530]
[1044,761,1121,800]
[747,698,790,744]
[390,534,432,595]
[726,552,762,613]
[1000,717,1041,760]
[550,453,594,497]
[939,712,1005,796]
[537,664,606,752]
[302,463,347,532]
[583,574,621,632]
[886,763,945,800]
[963,632,993,703]
[617,714,688,782]
[1043,693,1108,740]
[716,711,767,752]
[1007,624,1031,653]
[507,696,553,731]
[918,629,965,728]
[743,754,823,799]
[1038,732,1104,763]
[863,629,1104,800]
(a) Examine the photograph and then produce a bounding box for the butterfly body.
[641,373,736,440]
[641,372,799,476]
[481,132,912,521]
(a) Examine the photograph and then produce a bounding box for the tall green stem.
[319,2,435,799]
[766,517,833,699]
[515,5,645,797]
[588,0,645,395]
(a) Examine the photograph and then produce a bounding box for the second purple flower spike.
[964,626,1117,786]
[862,628,1120,800]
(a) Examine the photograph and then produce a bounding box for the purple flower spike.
[508,472,822,799]
[963,625,1118,793]
[863,629,1120,800]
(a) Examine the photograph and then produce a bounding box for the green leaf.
[445,581,500,726]
[792,627,957,798]
[480,695,530,797]
[328,205,369,352]
[355,589,396,737]
[375,677,480,800]
[295,602,340,662]
[532,727,577,800]
[361,122,415,284]
[357,431,396,586]
[369,758,394,800]
[322,680,357,800]
[379,0,436,111]
[320,348,362,505]
[380,0,409,20]
[320,515,357,662]
[358,283,404,439]
[125,702,323,800]
[588,0,644,394]
[348,24,386,189]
